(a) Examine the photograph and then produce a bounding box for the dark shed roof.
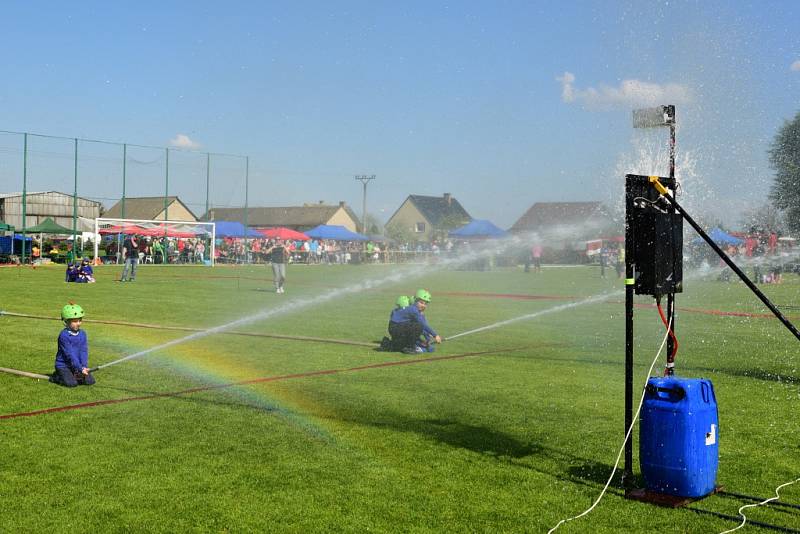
[104,196,197,221]
[510,201,619,237]
[205,203,360,230]
[406,194,471,226]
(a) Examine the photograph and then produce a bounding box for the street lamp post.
[354,174,376,235]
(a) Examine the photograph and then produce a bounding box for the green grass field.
[1,262,798,533]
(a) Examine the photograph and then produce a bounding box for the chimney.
[443,193,452,205]
[339,201,346,208]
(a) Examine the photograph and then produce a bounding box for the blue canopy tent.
[213,221,261,238]
[692,227,742,246]
[0,234,32,255]
[449,219,508,238]
[306,225,368,241]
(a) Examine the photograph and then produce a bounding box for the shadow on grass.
[96,384,633,495]
[699,366,797,385]
[565,459,641,489]
[337,407,635,495]
[408,418,542,458]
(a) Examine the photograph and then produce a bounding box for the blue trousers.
[272,262,286,289]
[52,367,96,387]
[388,321,423,351]
[121,257,138,281]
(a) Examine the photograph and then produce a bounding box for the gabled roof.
[0,191,48,199]
[205,204,360,230]
[104,196,198,221]
[0,190,101,205]
[510,202,610,232]
[399,194,471,227]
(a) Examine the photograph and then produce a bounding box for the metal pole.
[623,177,635,490]
[21,133,27,264]
[118,143,127,264]
[205,153,210,219]
[660,190,800,342]
[164,148,170,222]
[94,217,99,262]
[121,144,127,220]
[669,121,676,180]
[244,156,249,258]
[362,181,368,234]
[354,174,376,234]
[666,119,677,369]
[210,222,215,267]
[72,138,78,256]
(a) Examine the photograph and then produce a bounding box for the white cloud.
[791,60,800,72]
[556,71,691,110]
[170,134,201,149]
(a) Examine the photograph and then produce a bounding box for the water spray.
[1,226,585,380]
[643,175,800,341]
[87,233,552,372]
[445,291,617,341]
[617,105,800,534]
[0,310,375,348]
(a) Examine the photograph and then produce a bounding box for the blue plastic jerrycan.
[639,377,719,498]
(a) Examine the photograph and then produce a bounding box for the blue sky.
[1,1,798,227]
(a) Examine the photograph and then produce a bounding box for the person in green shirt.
[151,238,164,264]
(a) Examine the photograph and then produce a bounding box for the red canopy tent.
[256,227,310,240]
[99,225,142,235]
[99,224,198,238]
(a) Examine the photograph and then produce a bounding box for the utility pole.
[354,174,376,234]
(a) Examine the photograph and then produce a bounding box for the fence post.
[21,133,28,264]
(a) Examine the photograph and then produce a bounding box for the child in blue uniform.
[51,303,95,387]
[65,262,79,282]
[78,258,96,283]
[387,289,442,354]
[380,295,414,350]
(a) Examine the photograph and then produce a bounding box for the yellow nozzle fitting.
[649,176,668,195]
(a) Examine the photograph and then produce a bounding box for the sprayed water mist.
[446,291,618,340]
[95,229,570,371]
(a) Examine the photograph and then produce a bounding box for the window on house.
[415,222,426,233]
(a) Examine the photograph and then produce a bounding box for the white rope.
[547,320,671,533]
[717,478,800,534]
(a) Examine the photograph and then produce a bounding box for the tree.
[769,110,800,234]
[385,221,415,244]
[432,213,470,242]
[740,203,785,235]
[363,213,383,236]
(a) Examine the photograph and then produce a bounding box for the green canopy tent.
[22,218,78,262]
[22,218,74,234]
[0,221,14,232]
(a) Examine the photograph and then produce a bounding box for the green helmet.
[415,289,431,303]
[396,295,411,308]
[61,303,85,321]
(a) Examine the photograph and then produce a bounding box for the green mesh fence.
[0,130,248,263]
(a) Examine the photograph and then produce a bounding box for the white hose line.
[446,291,617,341]
[0,366,50,380]
[717,478,800,534]
[547,321,670,533]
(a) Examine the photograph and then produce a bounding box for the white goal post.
[93,217,216,266]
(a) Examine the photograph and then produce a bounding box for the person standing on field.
[120,234,139,282]
[265,238,290,293]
